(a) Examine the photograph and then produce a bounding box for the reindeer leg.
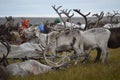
[94,48,101,63]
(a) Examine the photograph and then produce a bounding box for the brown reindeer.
[108,27,120,48]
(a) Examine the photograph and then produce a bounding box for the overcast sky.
[0,0,120,17]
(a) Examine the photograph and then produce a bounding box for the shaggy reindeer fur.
[46,28,111,64]
[95,27,120,62]
[6,60,53,77]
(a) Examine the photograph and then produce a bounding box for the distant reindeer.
[0,16,21,44]
[91,11,104,28]
[104,10,120,28]
[106,10,119,24]
[5,16,14,31]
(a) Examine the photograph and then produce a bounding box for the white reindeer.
[44,27,111,65]
[6,57,68,77]
[82,28,111,63]
[6,60,52,76]
[44,6,111,65]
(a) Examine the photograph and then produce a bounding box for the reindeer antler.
[61,9,74,22]
[73,9,90,30]
[52,5,66,28]
[106,10,119,23]
[93,11,104,20]
[111,10,119,23]
[92,11,104,27]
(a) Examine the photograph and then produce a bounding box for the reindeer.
[108,27,120,48]
[5,16,14,31]
[43,6,90,65]
[106,10,119,24]
[0,40,68,77]
[6,60,55,77]
[43,6,111,65]
[94,11,120,62]
[0,16,21,44]
[6,53,68,77]
[104,10,120,28]
[45,25,111,64]
[94,27,120,62]
[90,11,105,28]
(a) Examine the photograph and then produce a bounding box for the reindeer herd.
[0,5,120,79]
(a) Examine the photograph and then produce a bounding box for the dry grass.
[8,48,120,80]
